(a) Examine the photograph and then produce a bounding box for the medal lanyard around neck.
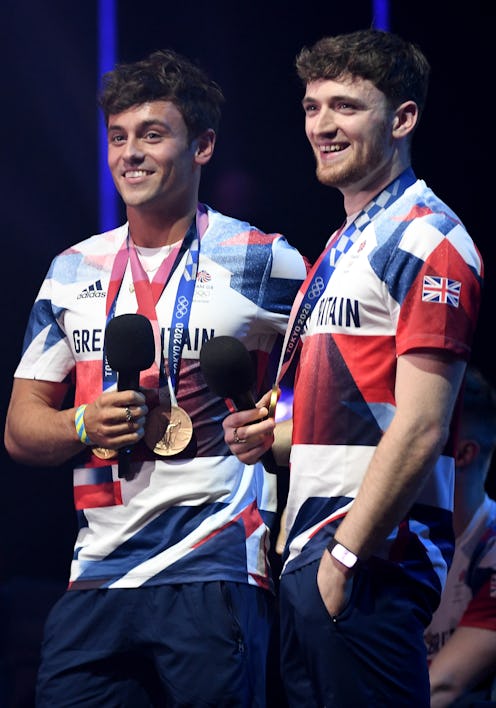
[274,168,417,387]
[103,205,208,404]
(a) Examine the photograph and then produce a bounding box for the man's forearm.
[333,415,446,559]
[334,353,465,559]
[5,402,83,467]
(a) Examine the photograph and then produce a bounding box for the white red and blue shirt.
[425,495,496,659]
[15,205,308,591]
[282,175,483,600]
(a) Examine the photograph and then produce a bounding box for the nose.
[122,136,144,162]
[311,106,337,136]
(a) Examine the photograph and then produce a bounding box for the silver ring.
[233,427,246,444]
[125,406,134,424]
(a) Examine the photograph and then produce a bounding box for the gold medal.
[267,385,279,419]
[92,447,118,460]
[144,404,193,456]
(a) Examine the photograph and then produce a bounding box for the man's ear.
[392,100,418,138]
[455,438,480,468]
[193,129,216,165]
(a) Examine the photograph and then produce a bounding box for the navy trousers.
[36,582,274,707]
[279,558,433,708]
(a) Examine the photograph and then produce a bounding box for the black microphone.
[199,335,281,474]
[105,313,155,479]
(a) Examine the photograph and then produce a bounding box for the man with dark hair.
[98,49,224,138]
[222,29,483,706]
[4,48,308,706]
[426,366,496,707]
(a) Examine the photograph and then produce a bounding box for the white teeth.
[321,145,344,153]
[125,170,148,177]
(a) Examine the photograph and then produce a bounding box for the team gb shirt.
[283,176,483,599]
[14,205,308,591]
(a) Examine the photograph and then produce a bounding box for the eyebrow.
[107,118,169,132]
[303,92,353,103]
[302,94,366,109]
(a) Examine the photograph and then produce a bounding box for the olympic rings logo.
[175,296,189,318]
[307,277,325,300]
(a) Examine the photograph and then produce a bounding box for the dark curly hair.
[98,49,225,142]
[296,29,430,118]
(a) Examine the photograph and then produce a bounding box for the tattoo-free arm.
[429,626,496,707]
[318,351,466,615]
[4,378,81,466]
[4,377,148,467]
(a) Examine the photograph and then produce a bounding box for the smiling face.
[302,75,404,205]
[107,100,214,217]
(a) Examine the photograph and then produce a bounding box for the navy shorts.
[36,582,274,707]
[279,558,434,707]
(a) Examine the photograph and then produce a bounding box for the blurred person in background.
[425,365,496,707]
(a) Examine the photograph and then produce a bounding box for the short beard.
[315,148,381,189]
[315,162,361,189]
[315,118,391,189]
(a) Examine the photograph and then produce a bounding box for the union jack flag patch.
[422,275,461,307]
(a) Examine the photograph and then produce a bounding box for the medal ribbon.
[274,169,417,386]
[163,225,200,405]
[102,204,208,401]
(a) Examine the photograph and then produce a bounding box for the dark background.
[1,1,494,705]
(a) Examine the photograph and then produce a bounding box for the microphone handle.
[118,372,140,392]
[117,370,140,479]
[230,393,281,475]
[118,447,132,480]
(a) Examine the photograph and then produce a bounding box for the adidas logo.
[77,279,106,299]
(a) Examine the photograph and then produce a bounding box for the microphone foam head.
[200,336,255,398]
[105,313,155,372]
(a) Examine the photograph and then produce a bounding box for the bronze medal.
[92,447,118,460]
[144,404,193,456]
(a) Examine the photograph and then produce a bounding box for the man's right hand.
[222,389,275,465]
